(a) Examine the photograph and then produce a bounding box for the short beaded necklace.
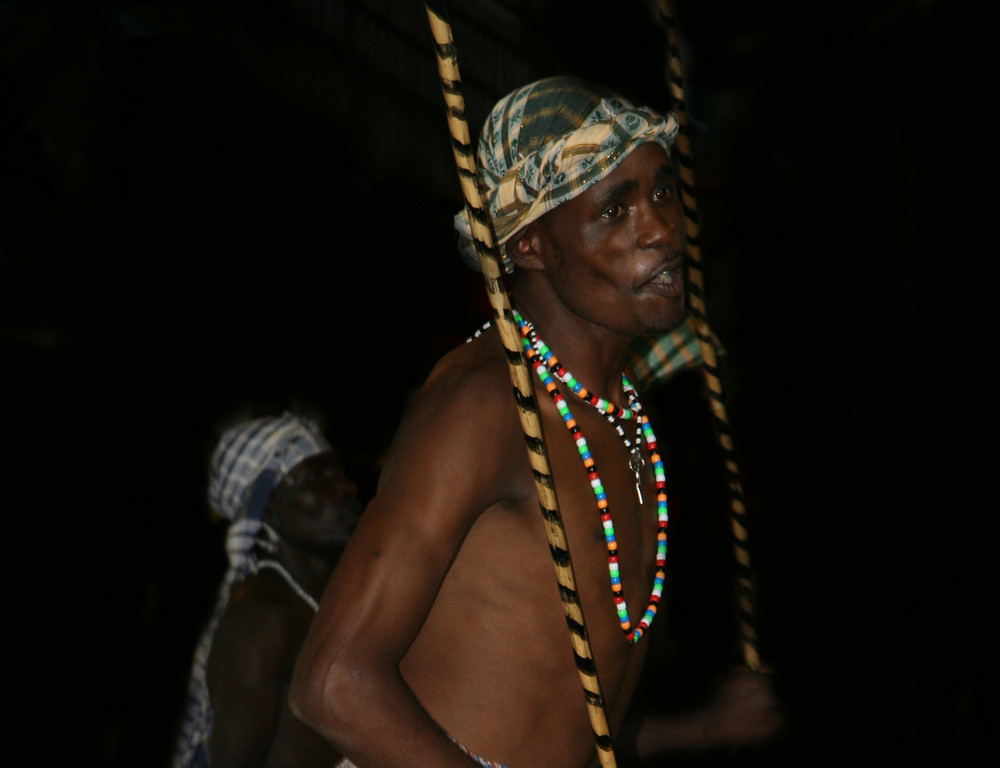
[511,310,669,644]
[518,318,648,504]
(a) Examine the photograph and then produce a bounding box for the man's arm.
[289,354,522,767]
[634,665,784,758]
[206,592,297,768]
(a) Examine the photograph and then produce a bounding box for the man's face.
[533,142,686,337]
[270,451,362,551]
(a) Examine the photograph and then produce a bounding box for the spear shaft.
[424,2,618,765]
[658,0,760,671]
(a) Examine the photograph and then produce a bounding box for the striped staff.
[657,0,760,672]
[423,3,618,766]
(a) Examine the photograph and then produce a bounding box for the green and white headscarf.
[454,76,680,273]
[455,76,708,389]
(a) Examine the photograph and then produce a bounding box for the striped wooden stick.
[424,2,617,765]
[657,0,760,671]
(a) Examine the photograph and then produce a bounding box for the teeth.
[655,269,674,284]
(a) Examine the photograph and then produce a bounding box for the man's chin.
[644,303,688,336]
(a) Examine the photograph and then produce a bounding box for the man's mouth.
[647,263,684,297]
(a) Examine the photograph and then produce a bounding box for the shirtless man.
[173,414,362,768]
[290,76,778,768]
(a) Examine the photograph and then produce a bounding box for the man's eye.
[601,204,624,220]
[653,186,672,201]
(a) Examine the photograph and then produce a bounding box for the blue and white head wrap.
[208,415,331,580]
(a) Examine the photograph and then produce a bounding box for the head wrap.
[454,76,679,273]
[209,414,330,570]
[172,413,330,768]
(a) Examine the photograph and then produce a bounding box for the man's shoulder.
[411,329,515,417]
[208,574,310,684]
[218,573,309,637]
[379,329,528,493]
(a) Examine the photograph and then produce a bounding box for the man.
[173,413,362,768]
[290,76,778,768]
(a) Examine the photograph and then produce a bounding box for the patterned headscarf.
[209,414,331,574]
[454,76,679,273]
[172,414,331,768]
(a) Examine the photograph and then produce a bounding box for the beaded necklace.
[511,310,669,644]
[517,317,648,504]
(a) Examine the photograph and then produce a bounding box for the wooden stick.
[657,0,760,671]
[423,2,617,765]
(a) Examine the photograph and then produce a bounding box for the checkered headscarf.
[209,413,330,572]
[454,76,679,273]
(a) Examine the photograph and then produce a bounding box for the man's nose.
[637,202,677,249]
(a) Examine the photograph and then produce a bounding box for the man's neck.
[513,296,634,404]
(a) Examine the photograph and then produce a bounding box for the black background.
[3,1,995,765]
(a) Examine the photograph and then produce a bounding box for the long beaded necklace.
[511,310,669,644]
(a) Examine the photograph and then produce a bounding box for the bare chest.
[536,391,664,645]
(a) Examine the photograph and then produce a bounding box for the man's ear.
[506,223,546,272]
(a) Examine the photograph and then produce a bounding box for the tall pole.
[424,2,618,765]
[658,0,760,671]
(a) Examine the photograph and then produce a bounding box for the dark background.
[3,0,995,765]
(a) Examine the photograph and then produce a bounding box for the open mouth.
[648,263,684,296]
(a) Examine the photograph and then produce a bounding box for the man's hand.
[634,664,785,759]
[700,665,784,748]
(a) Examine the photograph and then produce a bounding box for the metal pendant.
[630,448,644,504]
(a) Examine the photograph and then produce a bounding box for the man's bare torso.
[396,329,662,768]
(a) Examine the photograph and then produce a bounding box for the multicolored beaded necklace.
[511,310,669,644]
